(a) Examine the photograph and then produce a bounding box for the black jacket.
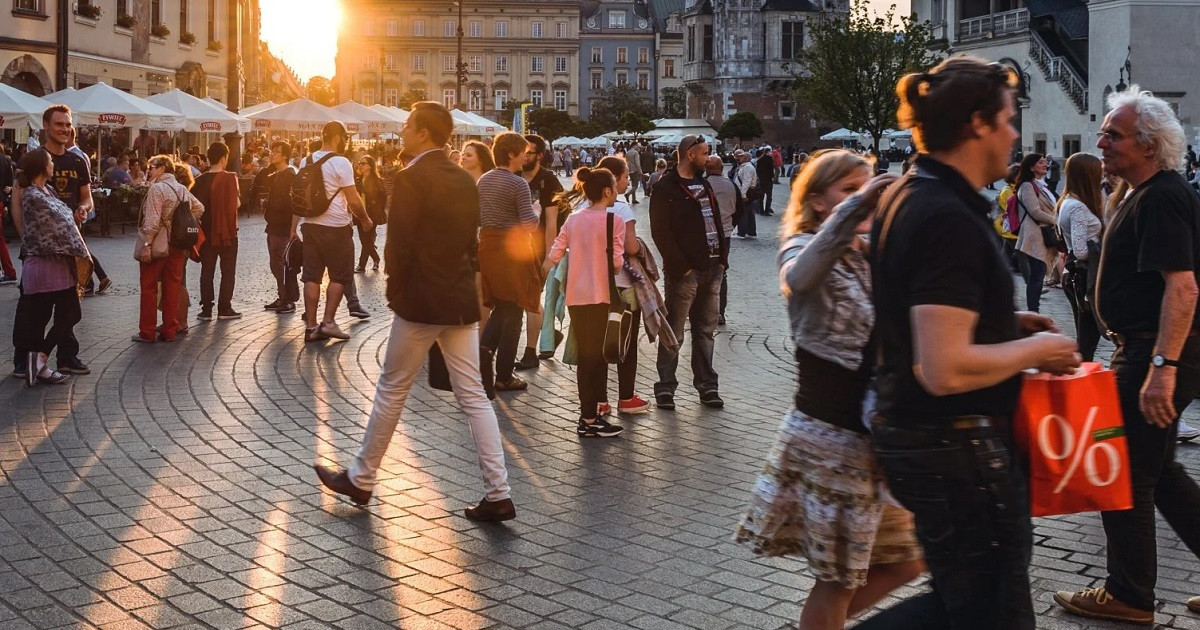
[263,165,295,236]
[650,166,729,276]
[755,155,774,187]
[385,150,481,325]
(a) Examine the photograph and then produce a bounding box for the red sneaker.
[618,395,651,414]
[597,402,612,416]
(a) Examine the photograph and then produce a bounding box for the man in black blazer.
[314,102,515,523]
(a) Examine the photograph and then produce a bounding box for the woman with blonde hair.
[1055,153,1104,361]
[738,149,923,630]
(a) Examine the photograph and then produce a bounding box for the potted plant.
[151,23,171,38]
[207,40,223,52]
[115,13,136,28]
[179,31,197,45]
[76,3,102,19]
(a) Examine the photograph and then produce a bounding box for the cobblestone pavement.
[1,176,1199,630]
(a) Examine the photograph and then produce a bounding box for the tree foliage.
[306,77,335,106]
[396,88,427,109]
[718,111,764,142]
[589,83,656,132]
[790,0,944,149]
[660,87,687,119]
[527,107,574,142]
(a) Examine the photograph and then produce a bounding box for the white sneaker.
[1179,420,1200,443]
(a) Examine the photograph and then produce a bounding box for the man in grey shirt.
[625,144,643,204]
[706,156,739,325]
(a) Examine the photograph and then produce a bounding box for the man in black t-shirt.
[518,134,564,368]
[857,58,1079,630]
[1053,88,1200,625]
[262,141,297,313]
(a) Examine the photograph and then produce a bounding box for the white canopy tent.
[820,127,866,142]
[555,136,583,146]
[583,136,610,148]
[238,100,277,117]
[460,110,506,135]
[334,101,403,134]
[0,82,52,130]
[245,98,363,134]
[887,129,913,140]
[145,89,250,133]
[648,118,719,139]
[43,87,76,102]
[370,104,409,125]
[53,82,185,130]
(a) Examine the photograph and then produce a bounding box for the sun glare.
[258,0,343,83]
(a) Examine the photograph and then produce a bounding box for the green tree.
[396,88,427,109]
[527,107,574,142]
[568,119,606,139]
[619,111,655,138]
[589,83,656,132]
[718,111,764,143]
[660,86,687,119]
[790,0,944,149]
[306,76,335,106]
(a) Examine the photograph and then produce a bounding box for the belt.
[874,414,1005,432]
[1106,328,1200,345]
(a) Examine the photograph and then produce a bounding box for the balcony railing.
[958,8,1029,41]
[1028,29,1087,113]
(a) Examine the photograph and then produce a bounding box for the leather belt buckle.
[951,415,994,430]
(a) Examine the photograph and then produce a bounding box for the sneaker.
[36,368,69,385]
[57,358,90,375]
[1179,420,1200,443]
[275,302,296,314]
[82,287,95,297]
[318,322,350,340]
[96,277,112,294]
[618,395,651,414]
[700,390,725,409]
[348,306,370,319]
[0,275,16,285]
[131,334,155,343]
[197,308,214,321]
[354,266,366,274]
[217,310,242,320]
[1053,587,1154,625]
[11,365,27,379]
[514,347,539,370]
[577,416,624,438]
[264,299,283,311]
[494,377,528,392]
[655,391,675,410]
[597,402,612,416]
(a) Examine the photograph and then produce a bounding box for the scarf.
[20,184,91,259]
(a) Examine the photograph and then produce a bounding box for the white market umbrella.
[555,136,582,146]
[461,110,506,135]
[820,127,865,142]
[54,82,185,130]
[449,109,485,135]
[239,100,277,117]
[145,89,250,133]
[370,104,409,125]
[43,87,76,102]
[0,82,52,130]
[333,101,402,134]
[246,98,363,134]
[887,128,913,140]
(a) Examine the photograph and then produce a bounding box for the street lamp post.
[455,0,467,108]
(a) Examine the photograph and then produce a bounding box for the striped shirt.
[478,168,538,229]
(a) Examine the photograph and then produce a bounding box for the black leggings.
[13,287,81,366]
[615,309,640,401]
[357,224,379,268]
[569,304,609,420]
[481,300,523,382]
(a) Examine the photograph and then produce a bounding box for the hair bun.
[576,167,592,183]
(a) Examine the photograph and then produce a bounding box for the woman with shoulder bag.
[1055,153,1104,361]
[542,167,626,438]
[1014,153,1059,312]
[133,155,204,343]
[354,155,386,273]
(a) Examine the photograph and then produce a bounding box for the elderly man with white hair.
[1054,85,1200,624]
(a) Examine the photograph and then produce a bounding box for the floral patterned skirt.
[735,409,922,589]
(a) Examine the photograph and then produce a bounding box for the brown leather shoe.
[314,464,372,506]
[1053,587,1153,625]
[1188,596,1200,614]
[464,497,516,523]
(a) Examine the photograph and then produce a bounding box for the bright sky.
[258,0,912,86]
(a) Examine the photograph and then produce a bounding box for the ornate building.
[649,0,685,116]
[577,0,657,119]
[337,0,582,118]
[681,0,848,146]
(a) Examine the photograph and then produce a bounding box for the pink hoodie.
[546,206,624,306]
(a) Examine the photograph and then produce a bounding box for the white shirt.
[735,162,758,195]
[608,201,636,288]
[301,150,356,228]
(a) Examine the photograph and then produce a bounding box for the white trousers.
[348,315,511,501]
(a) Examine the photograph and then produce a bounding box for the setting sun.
[259,0,343,83]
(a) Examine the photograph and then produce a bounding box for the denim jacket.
[778,193,873,371]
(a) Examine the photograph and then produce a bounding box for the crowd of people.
[5,54,1200,629]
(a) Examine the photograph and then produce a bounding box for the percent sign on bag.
[1014,363,1133,517]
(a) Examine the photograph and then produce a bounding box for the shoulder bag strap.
[606,212,619,309]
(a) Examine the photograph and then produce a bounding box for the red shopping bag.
[1012,362,1133,517]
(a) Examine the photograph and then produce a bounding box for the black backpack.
[290,152,339,217]
[168,189,200,250]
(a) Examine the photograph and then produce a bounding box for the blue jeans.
[655,266,722,396]
[1019,251,1046,312]
[854,418,1035,630]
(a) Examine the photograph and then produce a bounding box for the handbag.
[133,194,171,261]
[602,213,634,364]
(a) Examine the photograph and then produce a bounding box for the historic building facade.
[337,0,581,118]
[577,0,657,119]
[680,0,848,146]
[649,0,685,116]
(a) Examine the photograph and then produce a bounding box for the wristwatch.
[1151,354,1181,368]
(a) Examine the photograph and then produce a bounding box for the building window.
[531,56,544,73]
[554,90,567,111]
[361,51,374,70]
[469,20,481,37]
[386,20,398,36]
[591,72,602,90]
[530,89,543,108]
[469,89,483,110]
[361,88,375,105]
[556,22,567,38]
[443,89,455,109]
[686,26,695,62]
[616,71,628,86]
[638,47,649,64]
[637,72,649,90]
[365,21,375,36]
[591,47,602,63]
[413,19,425,36]
[663,58,675,78]
[617,47,627,64]
[412,54,426,71]
[782,21,803,59]
[443,55,455,72]
[444,20,456,37]
[532,21,543,38]
[779,101,796,119]
[179,0,188,34]
[607,10,625,28]
[150,0,161,28]
[207,0,215,42]
[496,20,508,37]
[385,52,398,70]
[385,88,399,106]
[115,0,127,17]
[495,89,508,110]
[554,56,568,73]
[703,25,714,61]
[495,56,508,73]
[469,55,482,72]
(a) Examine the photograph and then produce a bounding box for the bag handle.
[606,212,620,310]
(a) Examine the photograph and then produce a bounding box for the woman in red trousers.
[133,155,203,342]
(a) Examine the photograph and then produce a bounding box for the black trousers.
[13,287,82,367]
[616,308,641,401]
[719,237,731,316]
[1101,337,1200,610]
[1061,261,1101,362]
[569,304,609,420]
[481,300,523,382]
[856,418,1035,630]
[357,224,379,268]
[199,239,238,312]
